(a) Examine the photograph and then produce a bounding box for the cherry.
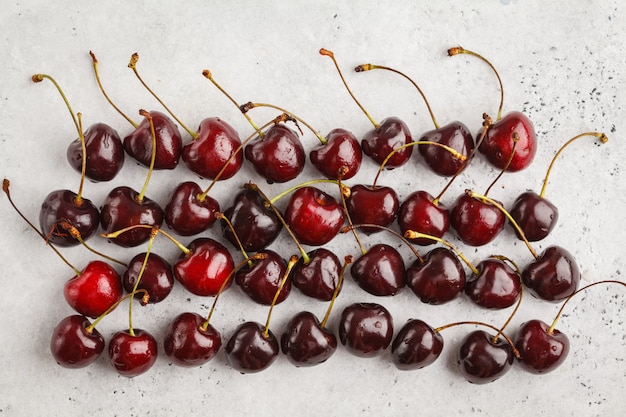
[457,329,515,384]
[163,312,222,367]
[108,329,158,377]
[122,251,174,304]
[510,132,608,241]
[514,319,569,374]
[522,245,580,302]
[351,244,405,296]
[40,188,100,247]
[346,184,399,235]
[450,191,505,246]
[235,250,291,305]
[406,247,466,305]
[291,247,342,301]
[66,122,125,182]
[465,257,521,309]
[50,315,105,369]
[310,127,362,180]
[448,46,536,171]
[391,319,444,370]
[122,110,182,170]
[398,190,449,246]
[338,302,394,358]
[164,181,219,236]
[64,260,123,319]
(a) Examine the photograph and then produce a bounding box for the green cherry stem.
[403,229,478,275]
[59,220,127,267]
[342,223,424,264]
[85,289,149,333]
[263,255,299,338]
[137,109,157,203]
[320,255,353,328]
[128,227,158,336]
[433,320,520,359]
[31,73,80,135]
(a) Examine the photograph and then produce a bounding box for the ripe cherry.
[109,329,158,377]
[391,319,444,370]
[351,244,405,296]
[122,110,182,169]
[346,184,399,235]
[514,319,569,374]
[50,315,105,369]
[522,245,580,302]
[457,329,515,384]
[406,247,466,305]
[338,302,394,357]
[450,191,505,246]
[235,250,292,305]
[40,188,100,247]
[310,128,362,180]
[398,190,449,246]
[291,248,342,301]
[465,257,521,309]
[164,181,219,236]
[122,251,174,304]
[163,312,222,367]
[64,260,123,319]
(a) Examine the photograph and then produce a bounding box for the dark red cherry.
[291,248,341,301]
[100,186,164,248]
[50,315,105,368]
[361,117,413,168]
[509,191,558,242]
[465,258,521,309]
[522,246,580,302]
[163,312,222,367]
[351,244,405,296]
[479,111,537,172]
[284,186,344,246]
[450,193,505,246]
[310,128,362,180]
[398,190,449,246]
[338,302,394,357]
[122,252,174,303]
[40,189,100,247]
[173,237,235,297]
[281,311,338,367]
[244,124,305,183]
[346,184,399,234]
[391,319,444,370]
[64,260,123,319]
[225,321,279,373]
[108,329,158,377]
[515,319,569,374]
[182,117,243,180]
[221,188,282,252]
[406,247,466,305]
[418,121,474,176]
[235,250,291,305]
[457,330,514,384]
[123,110,182,170]
[66,123,125,182]
[165,181,219,236]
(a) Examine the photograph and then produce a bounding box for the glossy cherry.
[123,110,182,170]
[310,128,362,180]
[66,122,124,182]
[398,190,449,246]
[245,123,305,183]
[457,330,515,384]
[108,329,158,377]
[50,315,105,368]
[522,245,580,302]
[165,181,220,236]
[225,321,279,373]
[514,319,569,374]
[284,186,344,246]
[391,319,444,370]
[281,311,338,367]
[351,244,405,296]
[64,260,123,319]
[163,312,222,367]
[122,252,174,303]
[235,250,291,305]
[346,184,399,235]
[291,248,341,301]
[419,122,474,176]
[361,117,413,168]
[465,258,521,309]
[450,192,505,246]
[338,302,394,357]
[40,189,100,247]
[406,247,466,305]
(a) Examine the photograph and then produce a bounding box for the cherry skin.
[391,319,444,370]
[418,121,474,176]
[39,189,100,247]
[284,186,345,246]
[465,258,521,309]
[398,190,450,246]
[361,117,413,168]
[66,122,125,182]
[522,246,580,302]
[123,110,182,170]
[182,117,243,180]
[309,128,362,180]
[450,193,505,246]
[509,191,559,242]
[165,181,220,236]
[163,312,222,367]
[291,248,341,301]
[122,252,174,304]
[108,329,158,377]
[515,319,569,374]
[64,260,123,319]
[50,315,105,369]
[346,184,399,234]
[173,237,235,297]
[225,321,279,373]
[406,247,466,305]
[100,186,164,248]
[479,111,537,172]
[221,188,282,252]
[245,124,305,183]
[235,250,291,305]
[281,311,338,367]
[350,244,405,296]
[457,330,514,384]
[338,302,394,357]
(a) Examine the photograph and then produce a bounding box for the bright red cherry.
[64,261,123,319]
[284,186,344,246]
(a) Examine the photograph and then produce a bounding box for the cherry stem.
[448,46,504,121]
[337,176,366,256]
[483,132,519,196]
[539,132,608,198]
[433,113,492,204]
[31,73,80,137]
[263,255,299,338]
[137,109,157,202]
[58,221,127,267]
[547,279,626,334]
[342,223,424,264]
[320,255,353,328]
[492,278,524,344]
[404,229,478,274]
[75,113,87,205]
[215,211,251,264]
[2,179,80,275]
[372,140,467,188]
[85,289,149,333]
[355,63,439,129]
[128,53,197,138]
[268,179,342,205]
[154,228,191,256]
[242,102,326,144]
[433,320,520,359]
[201,253,268,331]
[89,51,138,128]
[202,69,264,137]
[128,228,158,336]
[467,190,539,259]
[319,48,379,128]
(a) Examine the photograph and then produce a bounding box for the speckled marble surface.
[1,1,624,416]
